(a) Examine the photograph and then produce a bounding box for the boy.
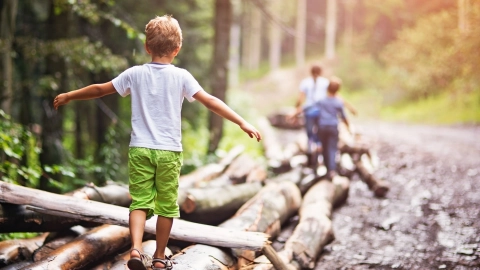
[315,76,349,180]
[54,15,261,270]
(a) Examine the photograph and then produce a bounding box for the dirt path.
[241,65,480,269]
[315,121,480,269]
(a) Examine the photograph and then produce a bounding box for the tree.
[207,0,232,154]
[0,0,18,115]
[295,0,306,66]
[325,0,337,60]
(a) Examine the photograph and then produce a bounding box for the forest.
[0,0,479,251]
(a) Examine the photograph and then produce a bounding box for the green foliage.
[97,122,124,182]
[0,110,41,187]
[0,232,39,242]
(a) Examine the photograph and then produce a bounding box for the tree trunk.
[208,0,232,154]
[170,244,237,270]
[179,182,262,225]
[0,203,99,233]
[325,0,337,60]
[250,176,350,270]
[0,233,48,266]
[0,0,17,114]
[19,224,130,270]
[108,240,172,270]
[268,0,282,70]
[179,145,244,189]
[355,154,389,197]
[219,181,302,268]
[39,0,71,191]
[32,229,83,262]
[0,181,270,251]
[295,0,306,67]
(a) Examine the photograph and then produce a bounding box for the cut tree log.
[355,154,389,197]
[18,224,130,270]
[0,181,130,233]
[249,176,350,270]
[0,203,99,232]
[108,240,172,270]
[170,244,237,270]
[179,145,245,189]
[179,182,262,225]
[0,233,48,266]
[219,181,302,268]
[0,182,269,250]
[65,181,131,206]
[267,111,304,130]
[32,227,85,261]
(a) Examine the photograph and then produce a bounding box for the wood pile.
[0,115,388,269]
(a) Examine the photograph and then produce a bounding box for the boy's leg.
[326,126,339,174]
[128,147,156,260]
[153,216,173,267]
[129,209,148,257]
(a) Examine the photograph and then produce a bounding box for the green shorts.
[128,147,182,219]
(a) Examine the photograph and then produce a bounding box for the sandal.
[127,248,151,270]
[151,255,173,270]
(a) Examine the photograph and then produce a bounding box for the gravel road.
[314,121,480,270]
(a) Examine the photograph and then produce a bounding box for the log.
[250,176,350,270]
[200,154,267,188]
[0,233,48,266]
[65,181,131,206]
[0,181,130,233]
[19,224,130,270]
[179,145,245,189]
[108,240,172,270]
[170,244,237,270]
[0,182,269,251]
[0,203,99,232]
[179,182,263,225]
[355,154,389,197]
[267,111,304,130]
[257,117,288,173]
[219,181,302,268]
[32,228,84,261]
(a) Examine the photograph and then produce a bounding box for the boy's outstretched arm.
[193,90,262,142]
[54,82,117,110]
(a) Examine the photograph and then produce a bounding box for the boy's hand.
[240,122,262,142]
[54,93,70,110]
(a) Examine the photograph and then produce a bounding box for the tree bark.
[250,176,350,270]
[0,203,98,232]
[208,0,232,154]
[170,244,237,270]
[179,145,244,189]
[0,0,17,114]
[0,233,48,266]
[325,0,337,60]
[108,240,172,270]
[0,181,270,251]
[219,181,302,268]
[355,154,389,197]
[32,229,83,262]
[295,0,306,67]
[19,224,130,270]
[179,182,262,225]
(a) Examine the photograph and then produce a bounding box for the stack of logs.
[0,114,388,270]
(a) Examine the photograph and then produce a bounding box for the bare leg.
[129,209,148,258]
[153,216,173,268]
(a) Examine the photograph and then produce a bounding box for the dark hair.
[311,65,322,76]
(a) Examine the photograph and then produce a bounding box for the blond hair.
[145,15,183,57]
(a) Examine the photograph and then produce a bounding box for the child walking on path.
[54,15,261,270]
[315,76,350,179]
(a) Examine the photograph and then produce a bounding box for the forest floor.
[240,64,480,269]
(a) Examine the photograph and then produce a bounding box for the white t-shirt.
[299,76,329,108]
[112,63,202,152]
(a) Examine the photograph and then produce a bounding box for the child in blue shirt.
[315,76,350,179]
